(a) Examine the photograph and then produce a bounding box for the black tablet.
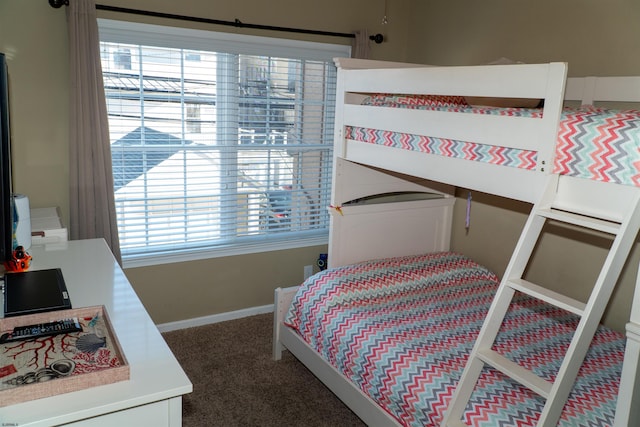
[3,268,71,317]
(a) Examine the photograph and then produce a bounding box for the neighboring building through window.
[98,20,349,266]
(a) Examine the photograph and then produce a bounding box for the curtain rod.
[48,1,385,44]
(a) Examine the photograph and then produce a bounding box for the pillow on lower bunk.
[362,92,541,109]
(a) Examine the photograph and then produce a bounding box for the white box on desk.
[30,207,68,245]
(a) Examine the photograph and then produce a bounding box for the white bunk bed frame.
[273,58,640,426]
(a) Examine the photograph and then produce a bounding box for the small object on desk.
[0,317,82,343]
[76,333,107,353]
[3,245,32,272]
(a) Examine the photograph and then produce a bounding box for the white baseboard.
[156,304,274,333]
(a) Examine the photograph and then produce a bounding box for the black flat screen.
[3,268,71,317]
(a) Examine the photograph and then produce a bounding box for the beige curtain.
[67,0,122,264]
[352,30,371,59]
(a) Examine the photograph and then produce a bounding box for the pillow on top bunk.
[363,93,469,108]
[464,57,542,108]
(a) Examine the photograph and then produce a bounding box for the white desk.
[0,239,192,426]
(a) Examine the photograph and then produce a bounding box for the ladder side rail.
[442,178,558,426]
[537,192,640,426]
[475,216,547,349]
[503,174,560,281]
[442,234,546,426]
[441,287,517,426]
[614,229,640,427]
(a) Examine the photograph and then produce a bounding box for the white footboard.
[272,284,400,426]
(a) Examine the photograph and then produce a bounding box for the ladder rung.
[477,348,553,398]
[507,278,586,316]
[447,420,469,427]
[537,208,620,234]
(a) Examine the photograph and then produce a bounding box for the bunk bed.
[273,58,640,426]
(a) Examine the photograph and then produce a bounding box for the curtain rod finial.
[49,0,69,8]
[369,34,384,44]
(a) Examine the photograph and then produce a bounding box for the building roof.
[111,126,193,191]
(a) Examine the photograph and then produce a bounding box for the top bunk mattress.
[284,251,624,427]
[344,94,640,187]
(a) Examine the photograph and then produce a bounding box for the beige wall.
[0,0,411,324]
[406,0,640,77]
[0,2,69,214]
[3,0,640,330]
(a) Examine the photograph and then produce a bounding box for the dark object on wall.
[48,0,68,8]
[317,253,328,271]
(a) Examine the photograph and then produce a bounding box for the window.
[113,48,131,70]
[98,20,349,266]
[186,104,201,134]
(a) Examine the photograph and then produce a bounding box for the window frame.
[98,19,350,268]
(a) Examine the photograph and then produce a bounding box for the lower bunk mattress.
[284,252,624,426]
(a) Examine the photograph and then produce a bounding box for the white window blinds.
[98,20,349,264]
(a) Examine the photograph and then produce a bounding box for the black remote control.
[0,318,83,343]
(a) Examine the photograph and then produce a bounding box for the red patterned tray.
[0,305,129,406]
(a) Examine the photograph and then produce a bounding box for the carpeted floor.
[162,313,366,427]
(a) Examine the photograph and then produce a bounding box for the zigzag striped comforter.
[346,95,640,187]
[284,252,624,426]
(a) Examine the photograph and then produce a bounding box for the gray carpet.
[162,313,366,427]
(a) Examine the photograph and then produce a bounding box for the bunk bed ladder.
[443,175,640,427]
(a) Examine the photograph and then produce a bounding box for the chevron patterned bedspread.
[347,95,640,187]
[284,252,624,426]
